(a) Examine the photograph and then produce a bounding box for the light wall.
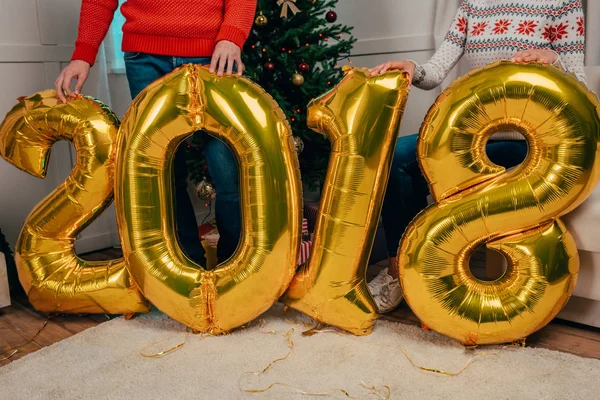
[0,0,115,251]
[336,0,441,136]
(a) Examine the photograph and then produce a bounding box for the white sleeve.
[411,1,468,90]
[550,0,587,84]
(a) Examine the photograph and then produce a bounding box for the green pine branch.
[187,0,356,191]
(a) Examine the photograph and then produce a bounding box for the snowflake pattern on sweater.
[412,0,586,91]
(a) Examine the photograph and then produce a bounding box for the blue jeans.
[124,52,241,266]
[381,133,528,257]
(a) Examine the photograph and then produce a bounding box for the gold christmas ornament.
[0,90,149,315]
[399,61,600,345]
[291,73,305,86]
[115,65,302,334]
[284,68,411,335]
[293,136,304,153]
[255,12,268,26]
[196,180,216,200]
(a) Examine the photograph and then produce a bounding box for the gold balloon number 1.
[285,69,410,335]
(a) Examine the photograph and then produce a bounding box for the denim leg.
[177,57,241,263]
[124,53,173,99]
[125,53,206,265]
[486,140,529,169]
[203,137,241,263]
[176,57,212,68]
[381,134,430,257]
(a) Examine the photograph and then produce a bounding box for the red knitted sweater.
[72,0,257,65]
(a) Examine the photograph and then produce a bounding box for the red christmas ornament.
[326,10,337,23]
[298,61,310,73]
[265,60,275,71]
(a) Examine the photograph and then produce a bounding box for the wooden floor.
[1,249,600,368]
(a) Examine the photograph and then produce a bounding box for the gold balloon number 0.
[115,66,303,334]
[399,61,600,345]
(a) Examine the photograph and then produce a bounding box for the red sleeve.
[71,0,119,65]
[215,0,258,49]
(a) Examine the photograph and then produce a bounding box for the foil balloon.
[399,61,600,345]
[284,68,410,335]
[0,90,149,314]
[115,65,302,334]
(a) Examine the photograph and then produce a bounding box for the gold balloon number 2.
[0,91,148,315]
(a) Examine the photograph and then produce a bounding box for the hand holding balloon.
[511,49,558,64]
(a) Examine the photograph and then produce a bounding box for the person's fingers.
[369,65,381,75]
[217,55,226,76]
[236,56,244,76]
[74,71,88,95]
[226,54,234,76]
[55,73,66,103]
[209,53,219,73]
[512,51,527,62]
[62,71,75,100]
[524,51,536,60]
[380,62,393,74]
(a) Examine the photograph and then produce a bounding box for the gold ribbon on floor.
[0,318,50,362]
[277,0,300,18]
[240,326,391,399]
[140,328,194,359]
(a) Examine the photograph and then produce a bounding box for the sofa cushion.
[564,186,600,253]
[572,250,600,302]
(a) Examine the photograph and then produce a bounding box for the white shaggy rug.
[1,305,599,400]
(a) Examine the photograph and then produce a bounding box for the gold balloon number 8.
[399,61,600,345]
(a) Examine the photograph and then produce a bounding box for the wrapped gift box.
[200,219,312,268]
[297,234,313,266]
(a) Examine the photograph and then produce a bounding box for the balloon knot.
[189,273,218,330]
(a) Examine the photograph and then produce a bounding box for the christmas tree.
[187,0,355,196]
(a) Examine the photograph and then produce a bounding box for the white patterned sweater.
[412,0,587,140]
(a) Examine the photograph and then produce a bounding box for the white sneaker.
[368,268,403,313]
[367,267,391,297]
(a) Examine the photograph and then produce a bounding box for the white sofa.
[561,186,600,327]
[559,66,600,328]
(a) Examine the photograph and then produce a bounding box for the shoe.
[368,267,391,297]
[368,268,403,313]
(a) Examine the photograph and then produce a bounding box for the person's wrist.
[547,50,560,65]
[72,60,91,67]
